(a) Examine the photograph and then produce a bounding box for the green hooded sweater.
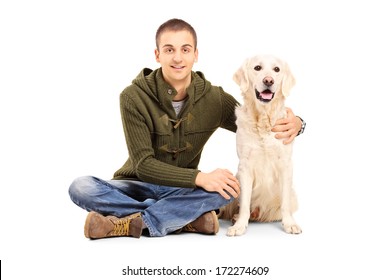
[113,68,239,188]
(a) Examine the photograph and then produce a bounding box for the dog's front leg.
[280,164,302,234]
[226,160,253,236]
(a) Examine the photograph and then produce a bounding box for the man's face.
[155,30,198,86]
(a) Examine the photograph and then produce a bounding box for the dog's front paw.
[226,222,248,236]
[283,223,302,234]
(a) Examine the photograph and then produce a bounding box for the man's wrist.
[194,171,204,188]
[296,116,306,136]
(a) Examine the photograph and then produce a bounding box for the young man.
[69,18,305,239]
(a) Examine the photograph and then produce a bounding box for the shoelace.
[110,218,131,236]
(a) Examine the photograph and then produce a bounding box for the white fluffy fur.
[219,54,302,236]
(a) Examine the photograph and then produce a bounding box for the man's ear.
[155,49,160,63]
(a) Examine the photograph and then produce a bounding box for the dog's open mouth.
[255,89,275,103]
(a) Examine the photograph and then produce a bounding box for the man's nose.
[173,52,182,62]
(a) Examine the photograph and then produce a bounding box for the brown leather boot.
[181,211,219,234]
[84,211,143,239]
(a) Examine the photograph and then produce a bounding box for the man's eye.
[254,65,262,71]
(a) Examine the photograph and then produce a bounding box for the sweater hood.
[132,68,211,105]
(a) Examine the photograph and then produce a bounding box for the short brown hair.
[155,18,197,50]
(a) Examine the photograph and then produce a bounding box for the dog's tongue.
[261,90,273,100]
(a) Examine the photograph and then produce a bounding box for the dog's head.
[233,54,295,104]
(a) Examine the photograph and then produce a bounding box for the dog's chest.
[236,106,292,158]
[236,120,290,160]
[255,131,287,158]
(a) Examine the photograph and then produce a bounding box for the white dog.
[219,54,302,236]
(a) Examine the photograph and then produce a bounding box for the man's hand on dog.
[195,169,240,199]
[272,107,302,144]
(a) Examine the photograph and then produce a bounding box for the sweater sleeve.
[219,88,240,133]
[116,92,199,188]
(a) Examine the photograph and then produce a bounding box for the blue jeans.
[68,176,234,237]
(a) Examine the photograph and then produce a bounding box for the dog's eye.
[274,67,280,72]
[254,65,262,71]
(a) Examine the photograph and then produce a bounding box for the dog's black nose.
[263,76,274,87]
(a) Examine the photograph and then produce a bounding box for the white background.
[1,0,389,279]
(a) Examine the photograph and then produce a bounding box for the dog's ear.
[233,60,250,92]
[281,62,296,98]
